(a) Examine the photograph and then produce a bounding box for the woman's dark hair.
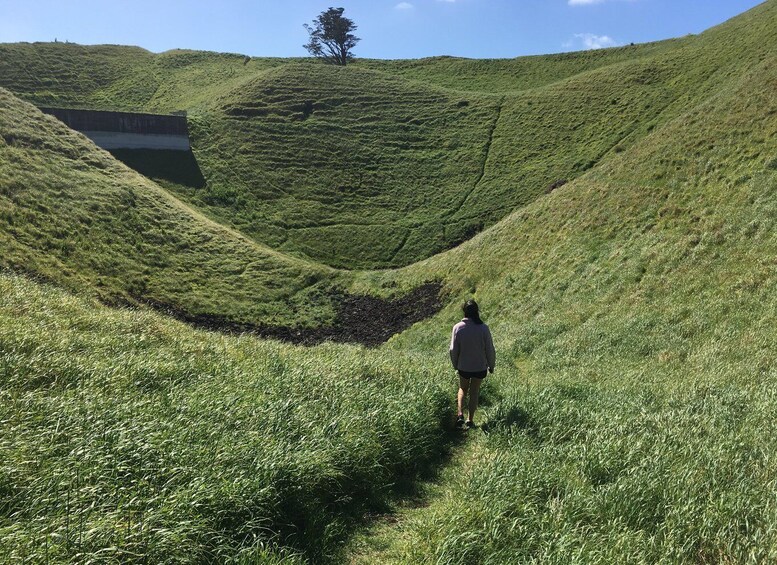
[462,299,483,324]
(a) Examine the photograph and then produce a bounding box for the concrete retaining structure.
[40,107,190,151]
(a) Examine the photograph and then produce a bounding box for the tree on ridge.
[303,7,360,66]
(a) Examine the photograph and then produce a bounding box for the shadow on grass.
[391,415,470,501]
[319,414,469,564]
[109,148,206,188]
[480,404,540,441]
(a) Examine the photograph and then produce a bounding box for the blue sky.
[0,0,766,59]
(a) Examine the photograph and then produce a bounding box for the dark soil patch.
[131,282,444,347]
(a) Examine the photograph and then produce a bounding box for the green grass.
[0,43,158,110]
[0,43,287,112]
[349,17,777,563]
[1,1,777,562]
[1,1,772,269]
[0,272,453,562]
[0,89,338,329]
[185,63,503,268]
[355,38,685,94]
[178,3,777,269]
[356,374,777,564]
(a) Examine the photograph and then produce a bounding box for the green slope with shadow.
[347,11,777,563]
[2,2,773,270]
[0,88,335,329]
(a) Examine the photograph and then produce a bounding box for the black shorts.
[458,369,487,380]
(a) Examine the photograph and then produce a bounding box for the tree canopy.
[303,7,360,66]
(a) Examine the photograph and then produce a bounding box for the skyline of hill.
[1,1,775,275]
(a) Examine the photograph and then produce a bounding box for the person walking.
[449,299,495,429]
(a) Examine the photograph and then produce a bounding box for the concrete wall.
[40,107,190,151]
[79,131,190,150]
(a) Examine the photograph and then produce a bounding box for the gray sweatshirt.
[449,318,496,372]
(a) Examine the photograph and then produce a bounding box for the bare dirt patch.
[136,282,444,347]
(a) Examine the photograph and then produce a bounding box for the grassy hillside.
[0,272,452,563]
[0,42,285,112]
[186,63,502,268]
[1,0,777,562]
[361,26,777,564]
[356,38,685,94]
[2,2,773,269]
[0,88,338,329]
[0,42,158,110]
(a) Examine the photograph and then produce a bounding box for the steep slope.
[185,63,502,268]
[364,32,777,565]
[175,46,712,268]
[0,36,706,269]
[0,1,773,312]
[443,0,777,235]
[4,8,772,270]
[0,88,335,328]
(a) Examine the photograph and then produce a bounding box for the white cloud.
[565,33,618,50]
[395,1,414,9]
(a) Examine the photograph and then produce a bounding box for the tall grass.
[0,273,452,562]
[354,45,777,563]
[392,371,777,563]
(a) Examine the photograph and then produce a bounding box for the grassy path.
[345,416,493,564]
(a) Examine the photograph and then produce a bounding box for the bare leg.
[457,376,470,417]
[468,378,482,424]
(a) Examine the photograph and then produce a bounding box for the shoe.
[465,420,476,429]
[456,415,465,428]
